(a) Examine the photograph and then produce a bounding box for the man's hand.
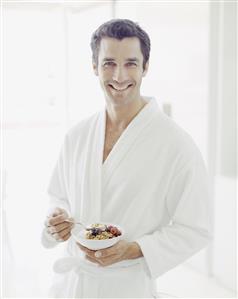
[45,207,74,242]
[77,240,143,267]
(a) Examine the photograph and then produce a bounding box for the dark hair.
[90,19,151,70]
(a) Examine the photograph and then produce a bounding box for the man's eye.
[126,62,137,67]
[103,62,115,67]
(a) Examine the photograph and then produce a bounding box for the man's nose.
[112,66,128,83]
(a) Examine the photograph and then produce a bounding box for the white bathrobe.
[42,97,212,298]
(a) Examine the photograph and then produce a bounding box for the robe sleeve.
[41,134,71,249]
[47,134,71,211]
[135,148,212,279]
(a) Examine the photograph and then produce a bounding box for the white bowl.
[71,223,124,250]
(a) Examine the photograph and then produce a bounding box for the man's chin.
[106,95,136,108]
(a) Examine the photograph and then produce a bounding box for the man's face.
[93,37,148,107]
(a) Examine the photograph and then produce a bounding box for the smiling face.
[93,37,148,107]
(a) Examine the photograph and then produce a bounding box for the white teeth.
[109,84,132,91]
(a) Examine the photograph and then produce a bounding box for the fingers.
[48,222,74,234]
[85,255,100,265]
[77,243,123,266]
[48,214,68,226]
[78,240,129,267]
[97,255,120,267]
[77,243,114,257]
[77,243,117,260]
[77,243,96,256]
[98,241,126,258]
[84,251,120,267]
[61,233,71,241]
[45,206,74,242]
[93,246,117,259]
[52,207,66,217]
[57,226,72,239]
[49,226,72,242]
[77,243,118,265]
[47,207,68,221]
[59,227,72,241]
[98,247,116,258]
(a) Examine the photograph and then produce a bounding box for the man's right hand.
[45,207,74,242]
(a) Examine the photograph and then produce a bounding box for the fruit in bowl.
[85,223,121,240]
[71,223,124,250]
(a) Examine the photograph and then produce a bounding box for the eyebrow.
[102,58,115,62]
[102,57,140,63]
[125,58,140,63]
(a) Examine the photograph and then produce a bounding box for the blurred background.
[2,0,237,297]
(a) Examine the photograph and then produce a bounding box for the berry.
[110,227,118,235]
[91,228,98,236]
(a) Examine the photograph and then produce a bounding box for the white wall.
[208,1,237,291]
[3,3,68,297]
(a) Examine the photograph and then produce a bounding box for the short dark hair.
[90,19,151,70]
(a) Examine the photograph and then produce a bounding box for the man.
[42,19,212,298]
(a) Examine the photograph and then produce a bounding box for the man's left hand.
[77,240,143,267]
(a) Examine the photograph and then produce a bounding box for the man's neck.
[105,96,148,130]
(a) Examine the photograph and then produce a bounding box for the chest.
[103,128,124,163]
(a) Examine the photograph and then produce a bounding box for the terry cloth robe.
[41,97,212,298]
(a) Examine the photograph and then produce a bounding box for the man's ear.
[93,62,99,76]
[142,61,149,77]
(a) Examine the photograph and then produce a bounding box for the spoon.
[64,219,89,230]
[47,215,88,230]
[47,215,106,231]
[66,220,107,232]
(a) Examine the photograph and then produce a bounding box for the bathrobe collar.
[102,97,159,187]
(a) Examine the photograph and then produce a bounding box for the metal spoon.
[66,220,107,232]
[47,215,88,230]
[47,215,105,232]
[64,219,89,230]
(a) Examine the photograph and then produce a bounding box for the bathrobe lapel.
[79,111,106,225]
[102,98,158,191]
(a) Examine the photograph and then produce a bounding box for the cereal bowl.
[71,223,124,250]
